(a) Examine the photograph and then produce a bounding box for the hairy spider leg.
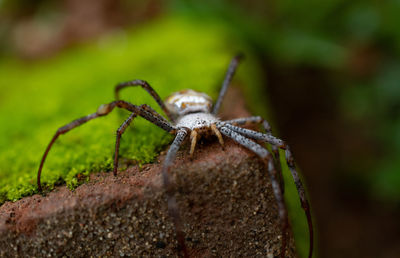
[252,119,284,194]
[212,54,244,115]
[113,103,174,174]
[218,123,285,147]
[271,145,283,193]
[285,146,313,258]
[114,113,137,176]
[114,79,173,121]
[37,113,98,192]
[218,126,289,258]
[37,100,175,192]
[224,116,284,193]
[224,116,271,130]
[221,121,314,258]
[161,129,189,258]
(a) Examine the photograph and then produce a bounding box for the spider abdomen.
[165,89,213,117]
[175,112,220,130]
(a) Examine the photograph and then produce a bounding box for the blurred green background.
[1,0,400,257]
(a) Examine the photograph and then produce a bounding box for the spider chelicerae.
[37,54,313,258]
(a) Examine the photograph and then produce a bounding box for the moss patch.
[0,16,257,203]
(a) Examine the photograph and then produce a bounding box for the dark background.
[1,1,399,257]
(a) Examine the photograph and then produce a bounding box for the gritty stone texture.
[0,88,297,257]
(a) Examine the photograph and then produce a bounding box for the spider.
[37,54,313,258]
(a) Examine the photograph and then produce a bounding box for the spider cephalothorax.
[37,55,313,258]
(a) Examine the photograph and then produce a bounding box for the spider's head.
[165,89,213,117]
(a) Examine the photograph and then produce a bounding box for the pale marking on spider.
[36,54,313,258]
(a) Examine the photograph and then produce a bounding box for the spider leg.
[224,116,271,132]
[114,79,173,121]
[161,128,189,257]
[223,116,284,192]
[221,122,314,258]
[218,123,285,147]
[218,126,288,258]
[212,54,244,115]
[114,104,173,176]
[271,145,284,194]
[37,100,176,192]
[285,146,314,258]
[113,113,137,176]
[141,104,171,124]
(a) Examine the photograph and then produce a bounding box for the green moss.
[0,16,257,202]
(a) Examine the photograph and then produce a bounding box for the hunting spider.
[37,54,313,258]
